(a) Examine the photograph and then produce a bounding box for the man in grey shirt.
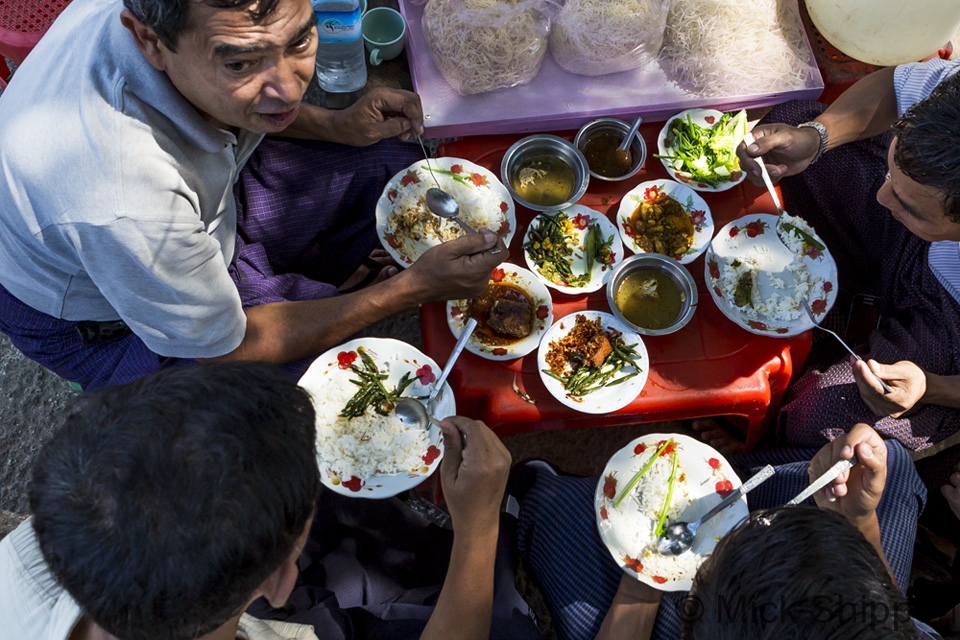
[0,0,504,389]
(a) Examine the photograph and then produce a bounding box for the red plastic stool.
[0,0,73,88]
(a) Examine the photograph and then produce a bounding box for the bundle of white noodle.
[659,0,816,96]
[549,0,669,76]
[422,0,550,95]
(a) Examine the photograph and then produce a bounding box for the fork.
[800,299,893,394]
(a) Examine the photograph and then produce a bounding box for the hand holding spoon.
[656,464,775,556]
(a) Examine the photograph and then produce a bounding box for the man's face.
[876,139,960,242]
[150,0,317,133]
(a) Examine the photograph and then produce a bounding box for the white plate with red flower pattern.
[298,338,454,499]
[595,433,748,592]
[447,264,553,361]
[657,108,748,193]
[616,180,714,265]
[376,157,516,267]
[522,205,623,294]
[704,213,838,337]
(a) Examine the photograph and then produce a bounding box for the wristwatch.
[796,121,829,164]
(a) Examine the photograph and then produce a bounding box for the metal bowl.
[574,118,646,182]
[606,253,698,336]
[500,134,589,212]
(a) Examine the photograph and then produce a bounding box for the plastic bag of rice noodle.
[659,0,816,96]
[422,0,551,95]
[549,0,670,76]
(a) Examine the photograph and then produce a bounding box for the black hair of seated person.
[681,505,918,640]
[895,68,960,224]
[28,362,321,640]
[122,0,283,52]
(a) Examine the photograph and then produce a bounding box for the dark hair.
[682,506,917,640]
[29,362,320,640]
[123,0,283,51]
[894,69,960,223]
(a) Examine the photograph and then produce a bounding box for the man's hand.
[404,231,506,302]
[852,358,926,418]
[736,123,823,184]
[809,423,887,527]
[331,87,424,146]
[438,416,511,540]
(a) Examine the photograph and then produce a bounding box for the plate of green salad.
[522,205,623,294]
[656,108,749,193]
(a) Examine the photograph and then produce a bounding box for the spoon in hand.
[656,464,775,556]
[416,135,501,253]
[742,131,784,216]
[800,299,893,394]
[395,318,478,431]
[613,116,643,170]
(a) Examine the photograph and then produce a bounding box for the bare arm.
[279,87,424,144]
[206,231,504,364]
[738,66,899,182]
[595,575,662,640]
[420,417,511,640]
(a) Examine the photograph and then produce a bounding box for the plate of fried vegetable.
[522,205,623,294]
[655,108,748,192]
[537,311,648,414]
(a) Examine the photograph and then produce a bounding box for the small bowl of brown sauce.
[501,135,589,212]
[574,118,647,182]
[606,253,697,336]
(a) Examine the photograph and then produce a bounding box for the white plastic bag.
[422,0,551,95]
[549,0,670,76]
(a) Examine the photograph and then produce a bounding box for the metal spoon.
[800,299,893,394]
[614,116,643,169]
[656,464,775,556]
[395,318,478,430]
[785,456,858,506]
[416,135,500,253]
[742,131,784,216]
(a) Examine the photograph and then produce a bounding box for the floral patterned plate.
[298,338,455,499]
[704,213,838,337]
[522,204,623,294]
[616,180,714,265]
[447,264,553,361]
[536,311,649,414]
[376,157,516,267]
[595,433,748,592]
[656,108,748,193]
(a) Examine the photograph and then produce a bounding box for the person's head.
[681,506,917,639]
[877,69,960,242]
[120,0,317,133]
[29,362,321,640]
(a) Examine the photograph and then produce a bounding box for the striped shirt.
[894,59,960,304]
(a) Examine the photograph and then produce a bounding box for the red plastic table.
[420,124,811,449]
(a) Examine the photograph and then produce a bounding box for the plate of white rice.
[704,212,838,337]
[377,157,517,266]
[299,338,455,499]
[595,433,748,591]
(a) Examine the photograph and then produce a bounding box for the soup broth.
[615,269,684,330]
[582,130,630,178]
[511,154,576,206]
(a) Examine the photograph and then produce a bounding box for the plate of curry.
[446,264,553,361]
[616,180,714,265]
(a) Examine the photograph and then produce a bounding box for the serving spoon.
[656,464,775,556]
[614,116,643,170]
[395,318,478,430]
[416,134,501,253]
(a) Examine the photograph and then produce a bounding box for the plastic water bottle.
[313,0,367,92]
